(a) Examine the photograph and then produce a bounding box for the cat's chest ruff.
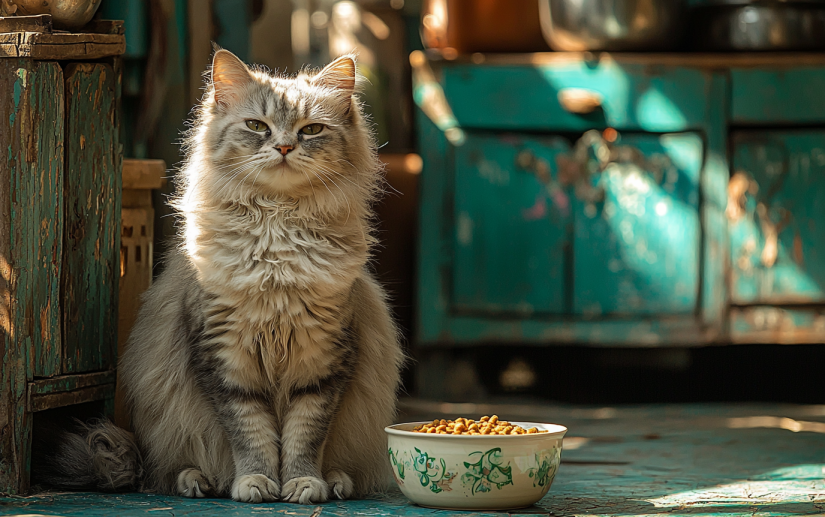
[194,205,366,293]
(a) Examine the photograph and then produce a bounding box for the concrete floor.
[3,398,824,516]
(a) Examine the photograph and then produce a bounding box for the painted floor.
[2,400,824,516]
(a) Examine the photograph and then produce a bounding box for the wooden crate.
[0,15,125,494]
[115,159,165,430]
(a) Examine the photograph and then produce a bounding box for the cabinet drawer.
[440,62,710,132]
[451,131,702,317]
[731,68,825,124]
[729,130,825,304]
[574,132,702,316]
[452,133,571,315]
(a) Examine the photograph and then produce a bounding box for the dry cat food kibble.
[411,416,549,435]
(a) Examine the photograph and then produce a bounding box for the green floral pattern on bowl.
[389,446,562,495]
[461,447,514,494]
[413,447,457,493]
[388,447,458,493]
[388,448,406,484]
[526,447,560,487]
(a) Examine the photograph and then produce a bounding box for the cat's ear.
[211,49,253,108]
[312,55,356,98]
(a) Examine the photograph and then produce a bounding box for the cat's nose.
[275,145,294,156]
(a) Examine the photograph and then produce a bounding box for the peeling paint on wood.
[415,114,451,344]
[573,132,702,316]
[439,62,711,133]
[29,383,114,412]
[62,63,120,375]
[730,306,825,344]
[729,130,825,305]
[414,56,735,346]
[0,62,64,380]
[28,370,115,396]
[0,31,125,60]
[452,134,571,315]
[0,58,64,494]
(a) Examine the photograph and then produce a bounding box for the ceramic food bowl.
[385,422,567,510]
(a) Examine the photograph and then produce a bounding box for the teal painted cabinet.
[453,133,571,315]
[573,132,702,316]
[729,130,825,304]
[414,53,825,347]
[728,129,825,343]
[451,131,704,318]
[0,32,124,494]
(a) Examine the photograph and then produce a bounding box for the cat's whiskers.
[215,161,262,190]
[312,160,362,191]
[311,166,352,222]
[214,162,259,196]
[194,155,258,188]
[215,160,266,202]
[303,162,340,210]
[330,158,356,170]
[311,162,365,220]
[244,160,272,197]
[249,164,266,191]
[327,158,393,196]
[295,162,317,198]
[213,154,259,170]
[229,164,266,202]
[184,154,260,203]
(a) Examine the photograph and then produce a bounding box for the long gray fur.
[37,50,404,505]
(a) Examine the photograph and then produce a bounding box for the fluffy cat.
[41,49,404,504]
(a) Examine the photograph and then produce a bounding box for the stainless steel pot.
[690,2,825,51]
[539,0,688,51]
[11,0,102,30]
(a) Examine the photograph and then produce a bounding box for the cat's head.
[184,49,378,208]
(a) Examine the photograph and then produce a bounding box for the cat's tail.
[33,418,143,492]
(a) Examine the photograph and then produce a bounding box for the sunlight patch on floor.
[728,415,825,434]
[646,464,825,508]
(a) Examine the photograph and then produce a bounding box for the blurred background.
[101,0,825,406]
[6,0,825,504]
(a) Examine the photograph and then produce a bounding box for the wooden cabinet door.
[62,63,121,374]
[0,59,65,494]
[729,130,825,304]
[452,133,572,315]
[573,132,703,316]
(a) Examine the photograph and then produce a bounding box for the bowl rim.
[385,421,568,439]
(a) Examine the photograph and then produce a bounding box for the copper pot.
[11,0,102,30]
[421,0,550,54]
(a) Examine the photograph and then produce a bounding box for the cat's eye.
[245,120,269,132]
[300,123,324,136]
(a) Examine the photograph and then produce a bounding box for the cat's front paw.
[231,474,280,503]
[325,469,354,500]
[282,476,329,504]
[176,468,214,498]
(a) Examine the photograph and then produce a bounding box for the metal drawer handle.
[558,88,603,115]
